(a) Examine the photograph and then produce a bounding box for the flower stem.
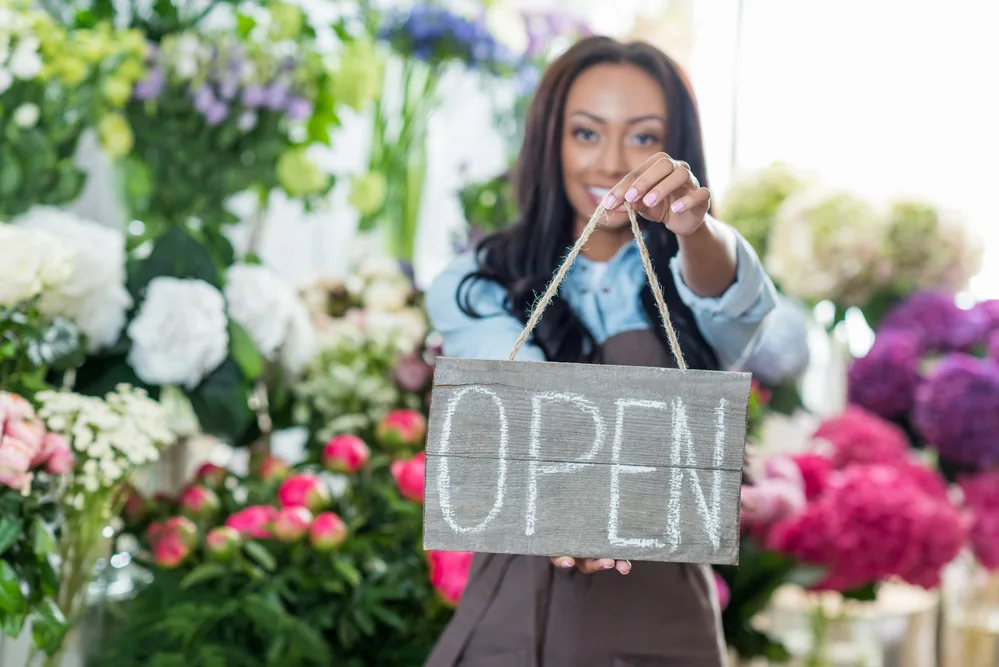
[805,598,830,667]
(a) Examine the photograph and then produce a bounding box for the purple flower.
[218,74,240,101]
[203,101,229,126]
[242,85,266,108]
[975,300,999,333]
[264,82,290,110]
[193,85,217,113]
[912,354,999,468]
[133,68,166,101]
[285,97,313,121]
[989,330,999,364]
[879,290,984,352]
[847,331,923,418]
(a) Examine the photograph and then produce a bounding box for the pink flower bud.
[40,433,74,475]
[121,486,147,526]
[0,437,36,491]
[224,505,279,539]
[193,462,228,488]
[390,452,425,504]
[427,550,473,606]
[179,485,220,518]
[258,455,291,483]
[273,506,313,542]
[164,516,198,547]
[205,526,242,560]
[309,511,347,551]
[322,435,370,474]
[151,516,197,569]
[376,409,427,449]
[277,473,331,512]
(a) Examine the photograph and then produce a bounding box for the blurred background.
[2,1,998,666]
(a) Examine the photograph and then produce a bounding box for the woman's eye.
[634,133,659,146]
[572,128,597,141]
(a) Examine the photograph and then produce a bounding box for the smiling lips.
[586,186,612,206]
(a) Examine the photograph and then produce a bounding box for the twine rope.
[508,201,687,370]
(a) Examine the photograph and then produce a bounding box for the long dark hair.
[458,36,720,370]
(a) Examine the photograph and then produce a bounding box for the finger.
[669,186,711,215]
[578,558,616,574]
[552,556,575,569]
[638,162,691,209]
[603,153,671,209]
[615,559,632,575]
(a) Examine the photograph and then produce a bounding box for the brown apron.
[424,329,728,667]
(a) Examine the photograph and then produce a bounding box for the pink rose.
[0,391,35,422]
[427,550,473,606]
[713,571,730,611]
[0,436,36,491]
[257,455,291,483]
[179,485,220,518]
[39,433,73,475]
[310,511,347,551]
[193,462,228,488]
[225,505,279,539]
[273,506,313,542]
[277,473,331,512]
[205,526,241,561]
[376,409,427,449]
[390,452,425,504]
[322,435,370,474]
[6,418,44,454]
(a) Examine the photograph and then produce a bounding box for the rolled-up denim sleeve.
[425,253,546,362]
[668,231,779,370]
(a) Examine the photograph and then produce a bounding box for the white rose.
[12,102,37,128]
[0,225,76,306]
[224,263,297,359]
[9,36,42,80]
[127,277,229,390]
[14,207,132,351]
[363,278,410,312]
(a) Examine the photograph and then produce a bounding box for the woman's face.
[560,62,668,254]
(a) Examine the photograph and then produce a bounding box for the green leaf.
[180,563,228,589]
[188,359,252,444]
[0,517,21,557]
[1,607,27,638]
[30,518,56,559]
[243,541,276,572]
[29,599,69,656]
[842,582,878,602]
[228,321,264,381]
[127,226,222,300]
[39,554,59,597]
[0,560,25,614]
[333,559,362,587]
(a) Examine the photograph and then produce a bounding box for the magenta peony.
[309,511,347,551]
[257,455,291,483]
[277,473,331,512]
[846,332,923,419]
[879,290,985,352]
[959,471,999,571]
[912,354,999,468]
[150,516,197,569]
[376,409,427,449]
[767,464,966,591]
[273,506,313,542]
[790,453,834,501]
[205,526,242,560]
[427,550,473,606]
[179,484,220,518]
[225,505,279,539]
[322,434,370,474]
[813,405,910,468]
[391,452,425,503]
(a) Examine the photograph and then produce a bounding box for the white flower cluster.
[14,207,133,351]
[0,3,43,96]
[36,384,175,510]
[224,263,316,377]
[0,223,75,307]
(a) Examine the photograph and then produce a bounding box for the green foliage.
[0,302,84,398]
[457,171,517,235]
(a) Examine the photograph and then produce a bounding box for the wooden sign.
[421,357,750,566]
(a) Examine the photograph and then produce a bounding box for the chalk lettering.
[608,398,666,548]
[526,392,606,536]
[667,397,724,552]
[437,386,509,534]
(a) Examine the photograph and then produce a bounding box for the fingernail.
[603,193,617,209]
[643,191,657,206]
[624,187,638,202]
[671,200,685,213]
[558,559,573,568]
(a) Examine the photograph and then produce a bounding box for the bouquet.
[0,0,148,218]
[0,390,75,657]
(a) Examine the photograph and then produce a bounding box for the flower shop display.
[0,390,75,658]
[0,0,148,218]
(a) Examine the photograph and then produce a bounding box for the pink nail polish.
[625,187,638,202]
[671,200,685,213]
[643,191,657,206]
[603,193,617,209]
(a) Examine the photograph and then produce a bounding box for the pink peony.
[225,505,279,539]
[150,516,197,569]
[273,506,313,542]
[376,409,427,449]
[193,462,228,488]
[257,455,291,483]
[39,433,74,475]
[714,571,730,611]
[309,511,347,551]
[322,434,370,474]
[391,452,425,503]
[179,485,220,518]
[205,526,241,561]
[427,550,473,606]
[790,453,834,501]
[813,405,910,469]
[0,436,37,491]
[277,473,331,512]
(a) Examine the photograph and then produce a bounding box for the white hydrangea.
[224,263,317,376]
[0,224,76,307]
[14,206,133,351]
[363,277,411,312]
[127,277,229,390]
[36,384,175,506]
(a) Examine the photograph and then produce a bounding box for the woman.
[423,36,778,667]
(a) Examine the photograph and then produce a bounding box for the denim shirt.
[425,230,779,371]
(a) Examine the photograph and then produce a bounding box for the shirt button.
[602,287,610,294]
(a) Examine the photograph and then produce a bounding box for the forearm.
[676,214,739,298]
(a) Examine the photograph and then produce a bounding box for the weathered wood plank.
[421,357,750,565]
